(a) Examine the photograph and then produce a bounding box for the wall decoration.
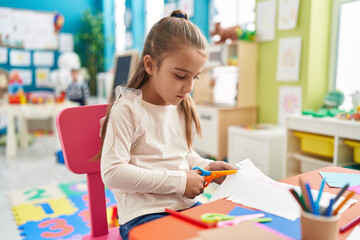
[33,51,54,67]
[276,37,302,81]
[10,49,31,66]
[278,86,302,125]
[10,69,32,85]
[59,33,74,52]
[35,68,50,87]
[278,0,300,30]
[0,47,7,63]
[256,0,277,42]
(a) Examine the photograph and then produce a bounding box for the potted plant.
[75,10,105,95]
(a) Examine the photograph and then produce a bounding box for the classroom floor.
[0,134,85,240]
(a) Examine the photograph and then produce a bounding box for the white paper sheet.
[33,51,54,67]
[276,37,302,81]
[278,0,300,30]
[256,0,277,42]
[210,159,358,221]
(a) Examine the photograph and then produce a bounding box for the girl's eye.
[175,74,186,79]
[194,76,199,80]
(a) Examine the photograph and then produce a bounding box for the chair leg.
[87,173,109,237]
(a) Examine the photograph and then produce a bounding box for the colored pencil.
[165,208,213,228]
[325,198,334,217]
[333,183,349,205]
[340,216,360,233]
[305,182,316,214]
[299,177,311,212]
[315,178,326,214]
[299,194,309,212]
[333,191,355,215]
[251,218,272,223]
[289,189,309,212]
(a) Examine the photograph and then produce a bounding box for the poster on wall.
[35,68,50,87]
[33,51,54,67]
[278,86,302,126]
[278,0,300,30]
[10,50,31,66]
[0,47,7,63]
[276,37,302,81]
[10,69,32,85]
[256,0,277,42]
[59,33,74,52]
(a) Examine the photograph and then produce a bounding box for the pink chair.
[56,104,121,240]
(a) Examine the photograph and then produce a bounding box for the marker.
[333,183,350,205]
[321,183,349,216]
[305,183,316,214]
[333,191,355,215]
[165,208,214,228]
[315,178,326,214]
[340,216,360,233]
[300,177,311,211]
[251,217,272,223]
[289,189,309,212]
[325,198,334,217]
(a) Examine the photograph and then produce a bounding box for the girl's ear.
[143,55,154,75]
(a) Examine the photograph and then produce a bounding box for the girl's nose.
[183,81,194,93]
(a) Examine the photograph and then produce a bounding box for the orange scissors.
[193,167,237,187]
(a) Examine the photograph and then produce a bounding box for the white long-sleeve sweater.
[100,87,212,224]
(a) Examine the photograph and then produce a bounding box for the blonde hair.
[94,9,208,160]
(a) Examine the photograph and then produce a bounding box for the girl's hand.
[184,170,205,199]
[204,161,237,185]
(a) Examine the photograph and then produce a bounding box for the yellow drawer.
[293,131,334,157]
[344,140,360,164]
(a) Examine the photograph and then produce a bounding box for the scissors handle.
[192,167,211,176]
[192,167,237,188]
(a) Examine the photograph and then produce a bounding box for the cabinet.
[285,114,360,177]
[192,41,258,161]
[193,105,256,161]
[227,125,286,180]
[193,41,257,107]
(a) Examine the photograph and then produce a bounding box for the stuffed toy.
[210,22,240,44]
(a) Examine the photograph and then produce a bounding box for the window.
[145,0,164,34]
[212,0,255,30]
[114,0,126,53]
[329,0,360,110]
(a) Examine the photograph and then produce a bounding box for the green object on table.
[251,217,272,223]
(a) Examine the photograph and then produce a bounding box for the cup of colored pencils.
[289,178,352,240]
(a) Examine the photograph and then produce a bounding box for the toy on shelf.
[302,90,345,117]
[211,22,239,44]
[7,72,27,104]
[210,22,255,44]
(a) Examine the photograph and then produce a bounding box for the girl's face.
[142,47,207,106]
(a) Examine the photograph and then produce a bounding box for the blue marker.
[305,182,317,214]
[326,198,334,217]
[315,178,326,214]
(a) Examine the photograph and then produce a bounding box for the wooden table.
[1,101,78,157]
[129,166,360,240]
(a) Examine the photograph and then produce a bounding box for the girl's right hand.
[184,170,205,199]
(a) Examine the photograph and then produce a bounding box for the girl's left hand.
[204,161,237,185]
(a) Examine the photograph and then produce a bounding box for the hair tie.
[172,13,186,19]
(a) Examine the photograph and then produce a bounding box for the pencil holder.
[301,211,340,240]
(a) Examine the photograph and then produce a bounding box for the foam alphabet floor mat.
[7,181,117,240]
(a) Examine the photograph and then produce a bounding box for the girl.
[98,9,236,240]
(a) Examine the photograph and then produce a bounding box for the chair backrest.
[56,104,109,238]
